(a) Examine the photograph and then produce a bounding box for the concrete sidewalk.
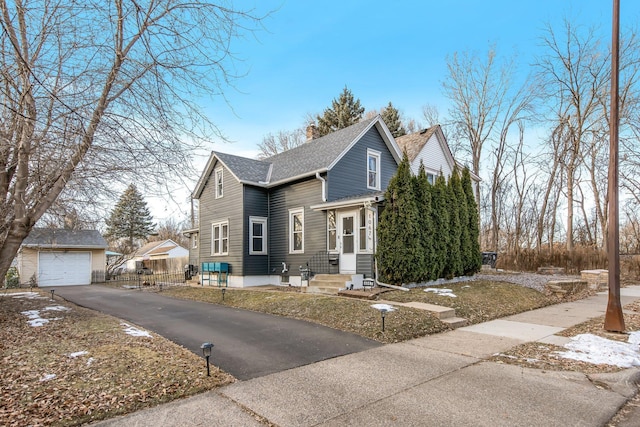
[94,287,640,427]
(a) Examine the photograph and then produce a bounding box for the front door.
[338,211,357,274]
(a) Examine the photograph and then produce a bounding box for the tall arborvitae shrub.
[376,153,423,284]
[462,167,482,274]
[451,167,471,276]
[444,173,463,278]
[430,173,450,279]
[414,162,435,281]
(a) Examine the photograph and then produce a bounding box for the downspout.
[365,202,409,292]
[315,172,327,202]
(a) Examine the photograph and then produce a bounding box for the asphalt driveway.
[48,285,380,380]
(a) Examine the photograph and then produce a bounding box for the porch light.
[201,342,214,376]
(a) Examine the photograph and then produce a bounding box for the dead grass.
[162,287,450,343]
[0,290,234,427]
[381,280,555,324]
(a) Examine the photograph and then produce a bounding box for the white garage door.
[38,252,92,286]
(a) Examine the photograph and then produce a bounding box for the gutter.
[315,172,327,202]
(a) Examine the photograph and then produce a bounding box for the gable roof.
[133,239,184,257]
[395,126,439,162]
[193,116,402,197]
[22,229,108,249]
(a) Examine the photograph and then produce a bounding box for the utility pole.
[604,0,625,332]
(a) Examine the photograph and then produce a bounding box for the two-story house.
[186,115,473,288]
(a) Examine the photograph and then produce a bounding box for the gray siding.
[243,186,269,275]
[327,127,398,201]
[356,254,374,278]
[197,162,244,275]
[269,178,325,273]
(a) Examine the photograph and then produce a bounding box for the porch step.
[304,274,353,295]
[441,316,468,328]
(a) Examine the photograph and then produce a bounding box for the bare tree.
[0,1,266,279]
[257,128,306,159]
[442,47,511,206]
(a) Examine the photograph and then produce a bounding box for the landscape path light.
[201,342,214,376]
[50,289,55,301]
[221,287,226,301]
[370,303,396,332]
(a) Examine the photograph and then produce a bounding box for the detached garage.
[16,229,108,287]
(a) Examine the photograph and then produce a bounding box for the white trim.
[249,216,268,255]
[289,208,304,254]
[367,148,381,190]
[215,167,224,199]
[327,210,337,252]
[211,220,229,256]
[310,194,384,211]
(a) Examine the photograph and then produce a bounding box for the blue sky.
[200,0,640,158]
[151,0,640,222]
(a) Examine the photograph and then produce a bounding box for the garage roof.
[22,229,108,249]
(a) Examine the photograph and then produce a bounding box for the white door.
[38,252,92,286]
[338,211,357,274]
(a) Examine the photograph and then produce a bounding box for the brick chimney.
[306,124,319,141]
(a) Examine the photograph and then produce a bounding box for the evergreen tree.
[414,162,435,281]
[430,173,450,279]
[376,153,422,285]
[316,86,365,136]
[380,102,406,138]
[462,167,482,274]
[442,174,462,278]
[105,184,155,253]
[450,168,468,277]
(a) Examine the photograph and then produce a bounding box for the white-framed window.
[327,210,337,252]
[426,172,435,185]
[192,234,198,249]
[211,221,229,255]
[367,149,381,190]
[215,168,224,198]
[289,208,304,253]
[249,216,268,255]
[359,208,367,251]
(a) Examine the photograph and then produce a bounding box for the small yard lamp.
[371,304,395,333]
[201,342,214,376]
[221,287,226,301]
[50,289,55,301]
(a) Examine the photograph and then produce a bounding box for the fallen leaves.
[0,290,234,426]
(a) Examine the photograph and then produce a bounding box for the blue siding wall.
[327,127,398,201]
[269,178,325,274]
[243,186,269,275]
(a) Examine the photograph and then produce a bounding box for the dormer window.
[215,168,223,198]
[367,149,381,190]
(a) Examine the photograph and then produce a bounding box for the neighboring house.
[16,229,108,286]
[395,125,481,193]
[125,239,189,272]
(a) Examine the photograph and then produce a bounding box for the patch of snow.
[424,288,457,298]
[44,305,70,312]
[121,323,152,338]
[555,332,640,368]
[370,303,396,312]
[21,309,63,327]
[68,351,89,358]
[87,358,95,366]
[3,292,46,300]
[40,374,56,382]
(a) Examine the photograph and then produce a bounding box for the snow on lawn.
[121,323,152,338]
[68,351,89,358]
[424,288,457,298]
[1,292,47,300]
[556,331,640,368]
[370,303,396,312]
[39,374,56,382]
[21,310,62,327]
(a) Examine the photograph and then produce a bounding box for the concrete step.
[441,316,468,328]
[309,274,351,289]
[400,302,456,319]
[302,286,342,295]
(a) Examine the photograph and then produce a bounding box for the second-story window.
[215,168,223,198]
[367,149,381,190]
